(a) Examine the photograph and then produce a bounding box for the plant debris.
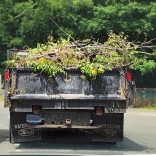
[6,32,156,79]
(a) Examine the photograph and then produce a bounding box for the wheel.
[9,122,15,144]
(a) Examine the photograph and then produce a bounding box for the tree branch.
[14,12,25,19]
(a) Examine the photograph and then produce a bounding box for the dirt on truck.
[4,66,132,143]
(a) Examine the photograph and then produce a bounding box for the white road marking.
[14,144,20,146]
[15,150,23,152]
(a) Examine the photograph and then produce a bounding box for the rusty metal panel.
[15,68,122,96]
[5,67,132,108]
[44,110,91,126]
[9,99,126,112]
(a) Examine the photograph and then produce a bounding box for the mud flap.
[10,112,42,143]
[92,113,124,142]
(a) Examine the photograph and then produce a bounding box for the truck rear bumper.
[11,94,126,100]
[28,124,121,129]
[9,97,126,143]
[10,112,124,143]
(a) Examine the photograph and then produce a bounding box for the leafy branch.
[6,32,156,79]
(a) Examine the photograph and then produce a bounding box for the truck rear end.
[4,67,131,143]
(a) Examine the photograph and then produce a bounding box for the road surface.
[0,101,156,155]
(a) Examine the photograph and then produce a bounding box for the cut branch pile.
[6,32,156,79]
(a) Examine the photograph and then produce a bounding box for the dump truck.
[3,51,133,143]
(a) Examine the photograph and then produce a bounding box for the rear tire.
[9,122,15,144]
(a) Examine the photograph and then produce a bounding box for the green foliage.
[0,96,4,101]
[5,32,156,79]
[132,60,156,74]
[0,49,7,74]
[1,0,156,77]
[0,0,156,47]
[133,69,156,88]
[134,102,156,110]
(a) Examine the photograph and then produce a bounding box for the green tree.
[1,0,156,76]
[1,0,156,47]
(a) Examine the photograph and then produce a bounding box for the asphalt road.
[0,101,156,155]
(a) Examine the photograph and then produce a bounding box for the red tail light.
[5,71,9,81]
[126,72,131,81]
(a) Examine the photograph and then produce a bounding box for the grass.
[134,107,156,110]
[0,96,4,101]
[134,103,156,110]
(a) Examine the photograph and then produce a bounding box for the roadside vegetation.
[0,96,4,101]
[6,32,156,80]
[134,102,156,110]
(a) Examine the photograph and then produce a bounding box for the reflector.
[26,114,42,123]
[96,107,104,115]
[126,72,131,81]
[5,71,9,81]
